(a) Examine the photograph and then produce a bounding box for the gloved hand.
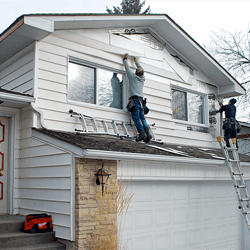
[133,57,138,62]
[209,110,219,116]
[123,53,129,61]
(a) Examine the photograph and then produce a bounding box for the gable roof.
[0,13,245,97]
[33,128,250,164]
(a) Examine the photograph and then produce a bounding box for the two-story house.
[0,14,250,250]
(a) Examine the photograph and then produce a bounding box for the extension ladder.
[69,109,160,142]
[217,136,250,230]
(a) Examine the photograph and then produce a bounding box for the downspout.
[30,102,48,129]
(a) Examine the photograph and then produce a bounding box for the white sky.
[0,0,250,45]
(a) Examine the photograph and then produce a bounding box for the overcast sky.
[0,0,250,45]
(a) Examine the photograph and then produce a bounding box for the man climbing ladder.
[123,53,152,143]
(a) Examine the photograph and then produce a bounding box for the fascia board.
[84,149,250,167]
[235,82,246,95]
[219,84,245,97]
[24,16,54,32]
[83,149,225,165]
[47,14,166,22]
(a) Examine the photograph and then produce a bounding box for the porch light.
[95,163,111,196]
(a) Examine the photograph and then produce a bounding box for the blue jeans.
[131,99,149,132]
[224,124,238,148]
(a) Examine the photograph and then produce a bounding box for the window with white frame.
[68,61,124,109]
[172,89,205,124]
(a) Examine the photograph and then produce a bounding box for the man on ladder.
[216,98,238,148]
[123,53,152,143]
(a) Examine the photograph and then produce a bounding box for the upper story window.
[172,89,205,124]
[68,60,124,109]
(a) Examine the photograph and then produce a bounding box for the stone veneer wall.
[75,158,118,250]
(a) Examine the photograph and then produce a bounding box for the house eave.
[84,148,250,166]
[0,91,35,108]
[0,13,244,97]
[0,15,53,65]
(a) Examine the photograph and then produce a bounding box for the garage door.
[122,180,241,250]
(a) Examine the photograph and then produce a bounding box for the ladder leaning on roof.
[217,136,250,230]
[68,109,161,143]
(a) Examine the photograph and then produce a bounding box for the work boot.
[136,129,147,141]
[143,130,152,143]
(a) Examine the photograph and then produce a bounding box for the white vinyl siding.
[18,106,74,240]
[0,44,35,95]
[19,137,74,240]
[35,30,217,147]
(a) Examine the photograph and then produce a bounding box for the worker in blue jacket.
[217,98,238,148]
[123,53,152,142]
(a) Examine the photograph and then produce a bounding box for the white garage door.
[122,180,241,250]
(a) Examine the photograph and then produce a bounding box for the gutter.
[82,149,250,166]
[0,92,35,103]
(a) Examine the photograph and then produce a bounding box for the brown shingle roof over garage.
[34,128,250,162]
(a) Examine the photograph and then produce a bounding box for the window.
[172,89,205,124]
[68,61,124,109]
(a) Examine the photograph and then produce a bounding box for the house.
[0,13,249,249]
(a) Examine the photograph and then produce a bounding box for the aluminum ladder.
[217,136,250,230]
[69,109,160,142]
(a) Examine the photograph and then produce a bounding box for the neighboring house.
[0,13,249,250]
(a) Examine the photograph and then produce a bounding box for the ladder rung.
[101,121,109,133]
[237,185,247,188]
[91,118,98,132]
[121,123,129,137]
[233,172,244,175]
[243,211,250,215]
[241,198,250,201]
[112,121,119,135]
[225,147,236,151]
[229,159,240,163]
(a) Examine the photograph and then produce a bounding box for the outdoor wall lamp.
[95,163,111,196]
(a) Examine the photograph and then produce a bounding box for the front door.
[0,117,8,214]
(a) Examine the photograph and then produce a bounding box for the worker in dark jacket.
[123,53,152,142]
[217,98,238,147]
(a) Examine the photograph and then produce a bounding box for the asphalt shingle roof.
[34,128,250,162]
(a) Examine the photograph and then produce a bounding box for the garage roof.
[33,128,250,164]
[0,13,245,97]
